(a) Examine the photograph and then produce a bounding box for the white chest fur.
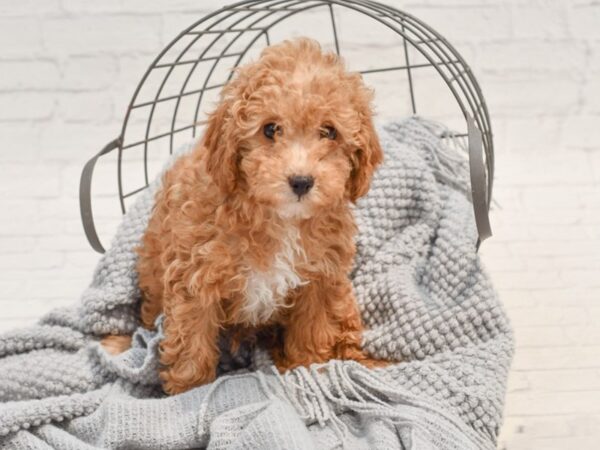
[240,226,306,325]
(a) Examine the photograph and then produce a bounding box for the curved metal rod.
[468,115,492,242]
[79,138,122,254]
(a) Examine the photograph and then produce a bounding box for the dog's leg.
[331,291,367,361]
[274,277,362,370]
[328,278,390,368]
[159,295,221,395]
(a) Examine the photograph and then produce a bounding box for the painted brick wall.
[1,1,599,449]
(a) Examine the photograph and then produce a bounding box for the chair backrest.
[80,0,493,253]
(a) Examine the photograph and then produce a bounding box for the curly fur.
[103,38,384,395]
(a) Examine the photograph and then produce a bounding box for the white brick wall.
[0,1,599,448]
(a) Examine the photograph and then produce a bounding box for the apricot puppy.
[104,38,383,395]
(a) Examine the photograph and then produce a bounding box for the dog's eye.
[320,126,337,140]
[263,123,280,140]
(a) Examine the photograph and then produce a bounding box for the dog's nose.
[288,175,314,198]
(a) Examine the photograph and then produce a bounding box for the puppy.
[103,38,383,395]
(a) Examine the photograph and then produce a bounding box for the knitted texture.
[0,117,513,449]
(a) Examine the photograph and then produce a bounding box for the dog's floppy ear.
[202,94,239,194]
[348,112,383,202]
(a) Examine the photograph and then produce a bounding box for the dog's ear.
[348,112,383,202]
[202,95,239,194]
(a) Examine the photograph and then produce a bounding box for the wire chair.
[80,0,494,254]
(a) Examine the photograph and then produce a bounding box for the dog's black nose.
[288,175,314,198]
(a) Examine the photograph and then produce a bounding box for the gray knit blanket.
[0,117,512,450]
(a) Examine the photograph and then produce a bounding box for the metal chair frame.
[80,0,493,253]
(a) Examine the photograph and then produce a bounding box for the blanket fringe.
[268,361,494,450]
